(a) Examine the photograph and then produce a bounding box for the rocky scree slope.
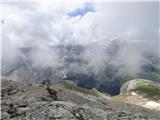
[1,79,160,120]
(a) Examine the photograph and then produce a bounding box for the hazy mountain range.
[2,40,160,95]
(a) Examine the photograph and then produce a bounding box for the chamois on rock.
[47,85,58,100]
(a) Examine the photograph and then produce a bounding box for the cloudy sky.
[2,1,159,45]
[1,1,159,73]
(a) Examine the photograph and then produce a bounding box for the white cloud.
[2,1,159,77]
[3,2,158,45]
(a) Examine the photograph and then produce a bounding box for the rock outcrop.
[1,79,160,120]
[113,79,160,110]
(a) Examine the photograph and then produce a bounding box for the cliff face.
[113,79,160,110]
[1,79,160,120]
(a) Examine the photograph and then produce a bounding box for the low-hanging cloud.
[1,1,159,83]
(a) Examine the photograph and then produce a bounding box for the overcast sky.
[1,1,159,78]
[2,1,159,46]
[1,1,159,66]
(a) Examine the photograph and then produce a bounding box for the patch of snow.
[145,101,160,108]
[138,96,143,99]
[62,71,67,79]
[131,92,144,99]
[131,92,137,96]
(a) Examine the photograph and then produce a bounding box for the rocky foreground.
[1,79,160,120]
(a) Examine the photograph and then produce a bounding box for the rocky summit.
[1,79,160,120]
